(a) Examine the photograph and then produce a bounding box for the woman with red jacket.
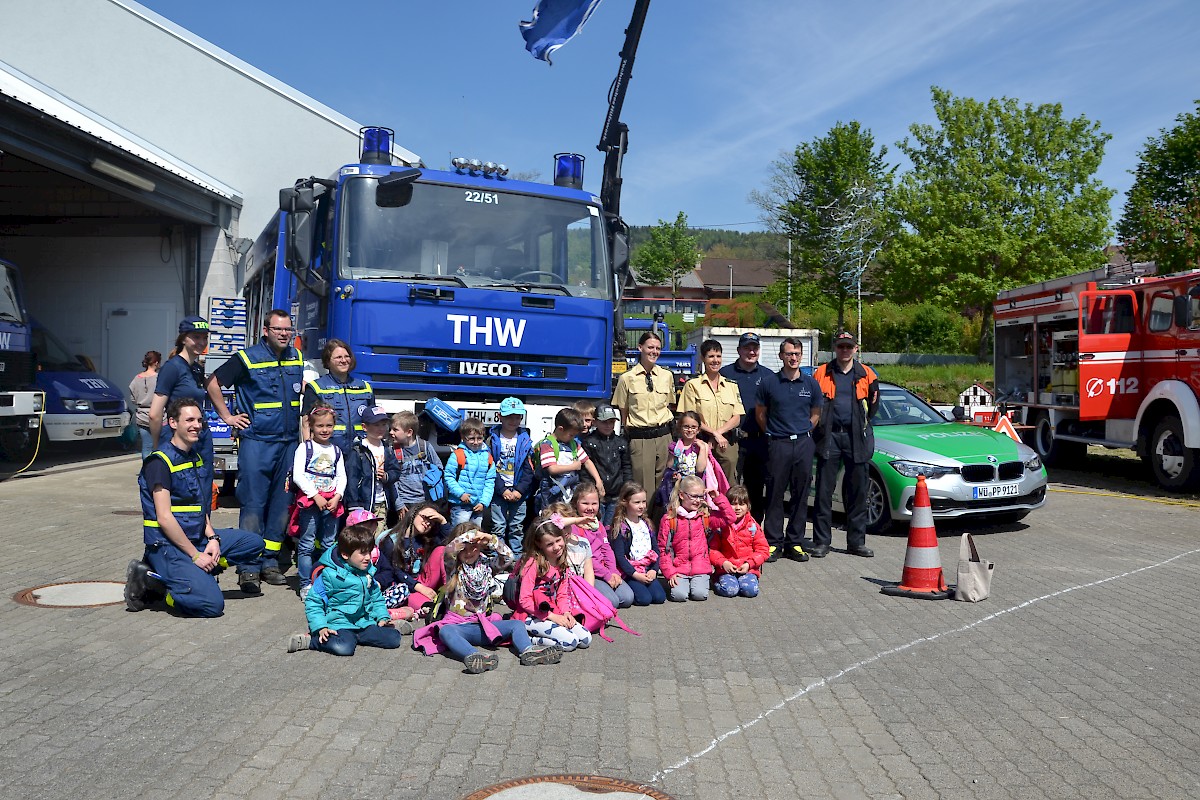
[708,484,769,598]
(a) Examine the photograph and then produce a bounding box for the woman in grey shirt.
[128,350,161,459]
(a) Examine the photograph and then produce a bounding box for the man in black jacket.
[811,331,880,558]
[581,403,633,527]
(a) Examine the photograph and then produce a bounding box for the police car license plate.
[462,407,504,426]
[102,417,122,428]
[973,483,1019,499]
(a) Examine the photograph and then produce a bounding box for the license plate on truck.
[973,484,1019,499]
[102,417,122,428]
[462,407,503,426]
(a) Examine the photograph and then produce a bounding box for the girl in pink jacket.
[658,475,733,602]
[512,513,593,652]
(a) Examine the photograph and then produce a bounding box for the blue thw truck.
[0,258,43,462]
[240,1,650,447]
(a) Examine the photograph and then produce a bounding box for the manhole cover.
[462,775,673,799]
[13,581,126,608]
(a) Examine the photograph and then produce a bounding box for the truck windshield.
[0,264,25,324]
[339,178,610,299]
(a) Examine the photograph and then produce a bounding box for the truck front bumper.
[41,412,129,441]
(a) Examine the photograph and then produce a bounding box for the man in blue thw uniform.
[205,309,303,586]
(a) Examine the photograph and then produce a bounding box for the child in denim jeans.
[487,397,536,558]
[292,406,346,601]
[445,417,496,528]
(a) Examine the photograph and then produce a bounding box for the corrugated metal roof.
[0,57,242,202]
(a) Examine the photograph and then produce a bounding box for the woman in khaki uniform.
[611,331,676,497]
[677,339,744,481]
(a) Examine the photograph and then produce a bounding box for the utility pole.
[728,264,733,299]
[786,237,792,320]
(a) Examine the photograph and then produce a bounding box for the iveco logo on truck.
[446,314,527,347]
[459,362,512,376]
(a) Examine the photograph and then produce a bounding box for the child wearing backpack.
[511,513,593,652]
[659,474,733,602]
[709,484,769,598]
[411,524,561,674]
[487,397,536,558]
[571,483,634,609]
[292,406,346,601]
[535,407,602,513]
[445,417,496,528]
[345,406,402,522]
[389,410,445,526]
[375,502,448,625]
[610,482,667,606]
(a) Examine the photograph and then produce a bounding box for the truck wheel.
[1032,412,1085,467]
[0,430,35,463]
[1149,416,1200,492]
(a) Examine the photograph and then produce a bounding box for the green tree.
[631,211,700,311]
[1118,100,1200,272]
[750,121,895,332]
[884,87,1114,358]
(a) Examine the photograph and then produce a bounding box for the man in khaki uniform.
[612,330,676,497]
[677,339,744,481]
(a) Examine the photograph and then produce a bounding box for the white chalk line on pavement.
[645,545,1200,785]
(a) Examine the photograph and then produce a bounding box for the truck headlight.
[889,460,958,479]
[33,394,43,412]
[64,399,92,412]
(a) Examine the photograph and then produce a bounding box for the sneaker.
[396,618,416,635]
[124,559,150,612]
[519,643,563,666]
[464,652,499,674]
[298,584,310,602]
[239,572,262,595]
[287,633,311,653]
[786,546,810,563]
[765,546,780,564]
[261,566,288,586]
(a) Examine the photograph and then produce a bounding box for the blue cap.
[498,397,526,417]
[179,316,210,334]
[361,405,390,424]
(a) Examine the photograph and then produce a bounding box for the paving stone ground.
[1,456,1198,799]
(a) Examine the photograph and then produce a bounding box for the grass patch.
[870,362,994,405]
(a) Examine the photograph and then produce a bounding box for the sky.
[137,0,1199,235]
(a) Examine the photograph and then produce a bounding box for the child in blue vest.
[487,397,536,558]
[287,511,401,656]
[445,417,497,528]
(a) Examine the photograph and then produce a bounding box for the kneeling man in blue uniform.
[125,398,265,617]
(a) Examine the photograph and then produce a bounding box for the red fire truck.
[993,264,1200,491]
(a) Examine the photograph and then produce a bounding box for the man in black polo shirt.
[720,332,773,521]
[755,337,824,563]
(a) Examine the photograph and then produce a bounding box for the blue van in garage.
[32,320,129,443]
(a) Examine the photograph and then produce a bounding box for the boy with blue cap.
[488,397,536,558]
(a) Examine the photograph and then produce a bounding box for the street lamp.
[728,264,733,299]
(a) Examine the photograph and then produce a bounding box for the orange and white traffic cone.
[881,475,951,600]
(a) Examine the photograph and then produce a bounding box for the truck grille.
[0,351,35,392]
[93,400,124,414]
[370,373,589,392]
[394,359,568,380]
[375,345,591,366]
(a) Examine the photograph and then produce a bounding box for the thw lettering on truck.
[446,314,527,347]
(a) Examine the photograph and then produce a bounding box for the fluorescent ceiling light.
[90,158,155,192]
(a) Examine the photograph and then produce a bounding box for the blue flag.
[520,0,604,64]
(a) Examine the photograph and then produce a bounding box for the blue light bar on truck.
[359,126,394,165]
[553,153,585,189]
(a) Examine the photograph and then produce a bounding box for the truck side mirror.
[611,229,629,277]
[376,168,421,207]
[1174,294,1190,328]
[279,187,315,276]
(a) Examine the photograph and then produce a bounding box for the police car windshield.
[873,385,947,425]
[340,178,611,299]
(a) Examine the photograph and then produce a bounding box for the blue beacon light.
[359,126,394,165]
[553,153,585,189]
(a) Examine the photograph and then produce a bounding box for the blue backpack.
[395,438,445,502]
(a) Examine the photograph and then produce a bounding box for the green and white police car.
[819,382,1048,534]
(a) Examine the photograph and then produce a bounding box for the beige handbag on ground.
[954,533,993,601]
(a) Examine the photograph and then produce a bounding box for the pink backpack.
[562,572,639,642]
